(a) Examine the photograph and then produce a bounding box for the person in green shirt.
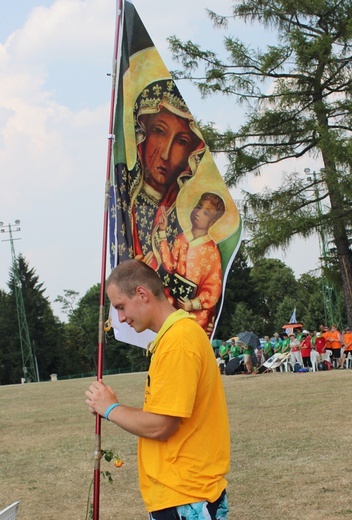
[273,333,283,354]
[218,340,230,374]
[295,328,303,342]
[242,343,254,374]
[263,336,274,360]
[229,339,242,359]
[281,333,291,354]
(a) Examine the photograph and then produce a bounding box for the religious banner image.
[109,0,242,347]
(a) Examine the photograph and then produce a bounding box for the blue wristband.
[104,403,120,421]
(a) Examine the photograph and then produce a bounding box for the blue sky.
[0,0,320,321]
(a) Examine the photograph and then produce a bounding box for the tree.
[273,273,332,332]
[66,284,106,371]
[54,289,80,319]
[0,289,16,385]
[274,295,298,333]
[296,273,329,330]
[230,301,263,336]
[61,284,149,376]
[4,255,64,384]
[168,0,352,323]
[250,258,297,333]
[215,248,258,338]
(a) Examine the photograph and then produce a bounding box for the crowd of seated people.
[216,324,352,374]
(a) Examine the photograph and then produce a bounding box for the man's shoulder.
[162,317,211,348]
[169,315,201,327]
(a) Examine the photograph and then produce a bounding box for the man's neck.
[150,301,177,333]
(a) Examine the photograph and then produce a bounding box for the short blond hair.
[107,260,165,299]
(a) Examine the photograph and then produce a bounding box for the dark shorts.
[331,348,341,358]
[149,490,229,520]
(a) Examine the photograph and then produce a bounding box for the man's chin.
[129,323,141,333]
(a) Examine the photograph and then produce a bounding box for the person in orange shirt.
[321,325,330,338]
[326,324,343,368]
[341,326,352,368]
[321,326,332,364]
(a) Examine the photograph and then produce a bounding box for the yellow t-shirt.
[138,315,230,512]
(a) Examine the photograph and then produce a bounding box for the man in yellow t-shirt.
[85,259,230,519]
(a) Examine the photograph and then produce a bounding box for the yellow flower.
[113,458,124,468]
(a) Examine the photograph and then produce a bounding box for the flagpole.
[92,1,123,519]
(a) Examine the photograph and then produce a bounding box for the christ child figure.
[158,192,225,336]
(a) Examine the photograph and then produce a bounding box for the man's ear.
[136,285,149,301]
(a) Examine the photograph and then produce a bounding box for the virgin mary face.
[141,107,201,195]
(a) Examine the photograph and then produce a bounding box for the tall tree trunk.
[336,237,352,325]
[314,86,352,324]
[322,160,352,325]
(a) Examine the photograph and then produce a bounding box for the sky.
[0,0,321,321]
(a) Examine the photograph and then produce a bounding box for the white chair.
[267,353,290,372]
[344,352,352,369]
[310,350,320,372]
[0,501,20,520]
[324,349,332,363]
[279,353,291,372]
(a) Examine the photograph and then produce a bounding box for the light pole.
[304,169,341,327]
[0,220,38,382]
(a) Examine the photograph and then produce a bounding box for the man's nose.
[118,311,126,323]
[160,138,172,161]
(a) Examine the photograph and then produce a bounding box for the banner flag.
[285,308,298,336]
[109,0,242,347]
[290,308,297,324]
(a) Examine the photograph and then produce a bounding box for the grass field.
[1,369,352,519]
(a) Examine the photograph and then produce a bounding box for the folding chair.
[310,350,320,372]
[269,353,291,372]
[278,352,291,372]
[254,354,280,374]
[0,501,20,520]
